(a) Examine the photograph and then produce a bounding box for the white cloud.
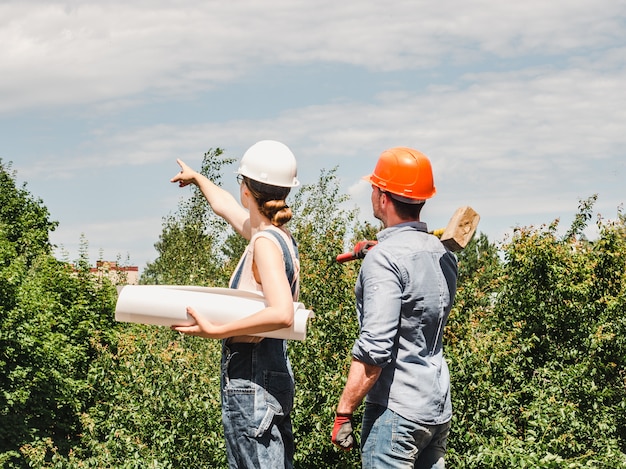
[21,52,626,197]
[4,0,626,268]
[2,0,625,113]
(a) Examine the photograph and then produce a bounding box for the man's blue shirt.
[351,221,458,425]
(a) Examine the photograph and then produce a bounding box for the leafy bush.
[0,160,119,467]
[2,153,625,468]
[73,327,226,468]
[288,168,363,468]
[447,198,626,468]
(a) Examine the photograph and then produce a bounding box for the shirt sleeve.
[351,246,404,368]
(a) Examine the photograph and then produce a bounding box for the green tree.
[0,160,57,311]
[287,167,363,468]
[73,326,227,468]
[0,160,119,468]
[78,149,238,468]
[141,148,237,286]
[446,197,626,468]
[8,147,624,468]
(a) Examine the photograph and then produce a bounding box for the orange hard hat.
[364,147,436,202]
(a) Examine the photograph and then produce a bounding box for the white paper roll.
[114,285,314,341]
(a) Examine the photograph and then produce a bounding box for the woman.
[170,140,300,469]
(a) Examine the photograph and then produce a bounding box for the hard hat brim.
[363,174,433,203]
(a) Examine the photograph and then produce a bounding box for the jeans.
[221,339,295,469]
[361,403,451,469]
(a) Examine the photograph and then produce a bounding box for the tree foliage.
[288,167,362,468]
[0,160,119,467]
[1,153,625,468]
[141,148,237,286]
[446,196,626,468]
[78,149,238,468]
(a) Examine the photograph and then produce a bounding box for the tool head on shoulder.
[336,206,480,263]
[437,206,480,252]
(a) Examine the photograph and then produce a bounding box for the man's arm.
[333,247,399,449]
[331,358,382,450]
[337,358,382,414]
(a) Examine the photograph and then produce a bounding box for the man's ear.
[380,191,390,207]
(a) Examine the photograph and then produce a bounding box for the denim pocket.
[265,371,294,413]
[253,371,294,437]
[391,413,420,458]
[224,378,271,439]
[223,371,294,439]
[223,378,257,433]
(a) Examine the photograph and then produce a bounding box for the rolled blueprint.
[115,285,314,341]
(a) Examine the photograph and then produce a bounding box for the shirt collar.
[376,221,428,242]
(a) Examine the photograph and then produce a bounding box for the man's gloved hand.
[352,240,378,260]
[336,240,378,263]
[331,413,355,451]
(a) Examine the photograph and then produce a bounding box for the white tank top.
[226,226,299,343]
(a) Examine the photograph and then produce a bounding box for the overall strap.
[264,228,299,297]
[229,251,246,290]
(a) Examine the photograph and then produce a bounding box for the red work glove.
[331,413,355,451]
[353,240,377,259]
[336,240,378,263]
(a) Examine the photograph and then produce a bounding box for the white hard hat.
[236,140,300,188]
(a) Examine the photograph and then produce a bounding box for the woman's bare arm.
[171,236,294,338]
[171,158,251,240]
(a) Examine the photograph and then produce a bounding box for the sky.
[2,0,625,271]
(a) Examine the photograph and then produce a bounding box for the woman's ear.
[240,182,251,208]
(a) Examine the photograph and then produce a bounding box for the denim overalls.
[221,227,298,468]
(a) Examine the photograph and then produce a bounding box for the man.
[332,147,458,469]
